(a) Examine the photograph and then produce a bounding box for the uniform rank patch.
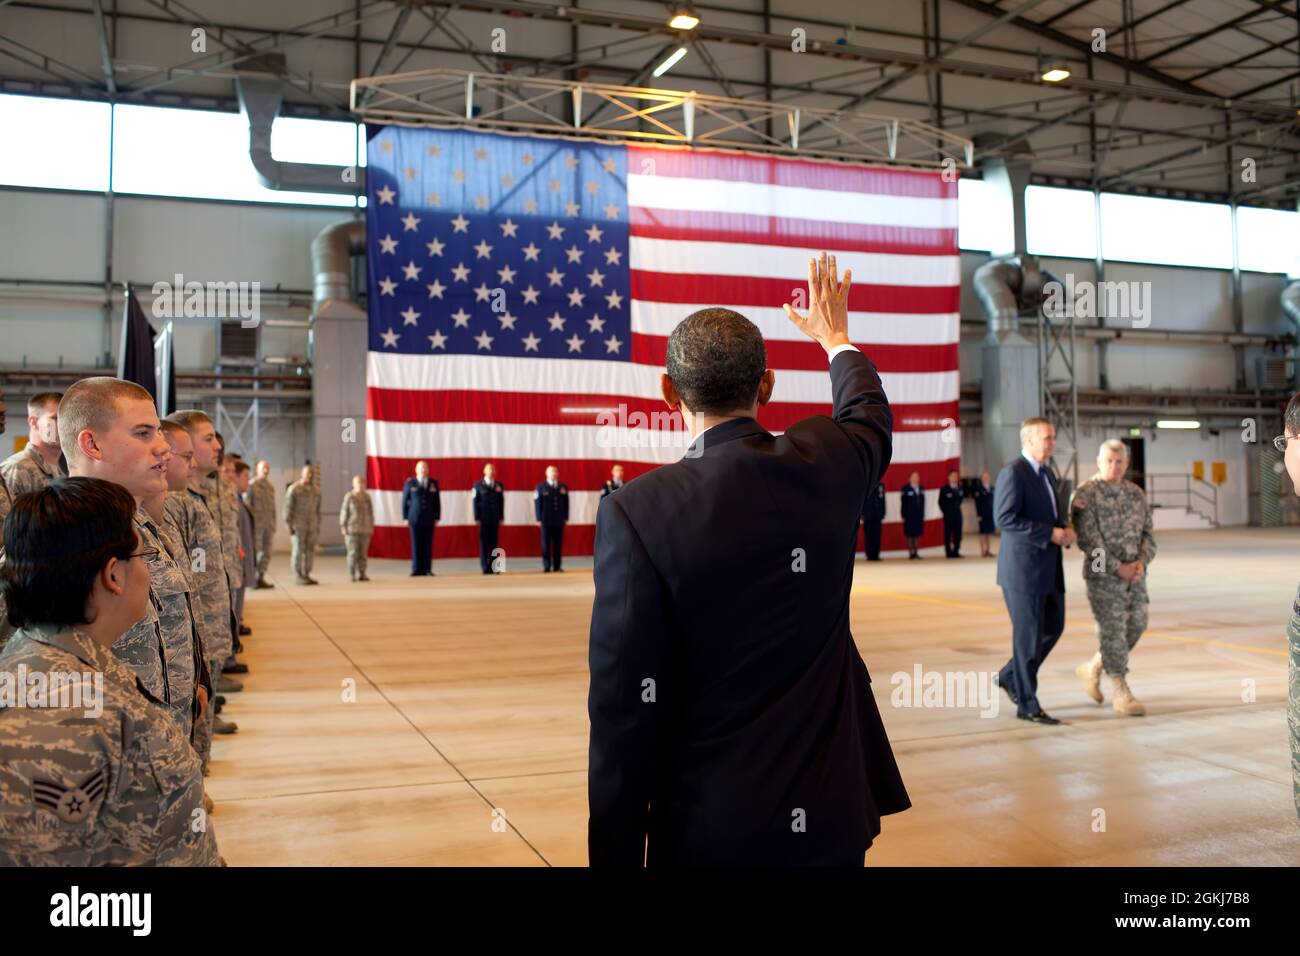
[33,766,109,823]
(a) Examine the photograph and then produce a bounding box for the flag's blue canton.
[366,126,631,361]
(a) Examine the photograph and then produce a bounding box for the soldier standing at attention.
[401,461,441,576]
[601,464,625,498]
[228,458,256,637]
[246,460,277,589]
[900,470,925,559]
[972,470,996,557]
[339,475,375,582]
[861,482,886,561]
[0,478,221,866]
[472,463,505,575]
[1,391,68,495]
[284,465,320,585]
[59,378,196,726]
[938,469,964,559]
[1274,393,1300,821]
[1071,439,1156,717]
[164,410,238,758]
[211,437,248,660]
[534,465,569,572]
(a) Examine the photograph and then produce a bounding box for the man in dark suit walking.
[587,253,909,867]
[473,462,505,574]
[861,481,886,561]
[993,417,1076,725]
[401,460,440,576]
[534,465,569,572]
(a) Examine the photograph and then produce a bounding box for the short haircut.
[58,377,154,465]
[166,409,214,436]
[1097,438,1130,463]
[233,460,250,475]
[158,419,187,440]
[1286,392,1300,437]
[1019,416,1053,446]
[666,308,767,416]
[28,392,62,416]
[0,477,138,629]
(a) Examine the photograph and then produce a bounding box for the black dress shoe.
[1017,709,1061,725]
[223,661,249,675]
[994,674,1019,707]
[214,695,227,707]
[239,624,252,636]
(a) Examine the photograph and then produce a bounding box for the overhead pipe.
[310,219,367,315]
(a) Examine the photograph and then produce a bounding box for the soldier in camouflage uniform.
[0,391,68,496]
[59,378,201,728]
[339,475,375,582]
[1070,438,1156,716]
[209,435,245,651]
[0,389,12,651]
[1276,394,1300,821]
[164,411,238,767]
[284,465,320,585]
[246,459,277,589]
[0,478,219,865]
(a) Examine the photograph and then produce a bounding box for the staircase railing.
[1145,473,1219,526]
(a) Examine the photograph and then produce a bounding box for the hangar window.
[1099,192,1233,269]
[1026,185,1098,260]
[957,176,1014,254]
[111,103,360,207]
[1236,205,1300,276]
[0,93,111,192]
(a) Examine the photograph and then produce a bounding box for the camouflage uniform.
[135,508,197,739]
[284,478,320,580]
[246,475,276,580]
[339,489,374,580]
[0,444,66,497]
[0,623,220,865]
[0,477,12,652]
[1071,475,1157,677]
[156,501,209,742]
[176,487,232,774]
[1288,585,1300,821]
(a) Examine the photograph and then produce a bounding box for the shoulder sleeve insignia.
[33,766,110,823]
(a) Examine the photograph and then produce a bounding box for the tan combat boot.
[1111,675,1146,716]
[1075,651,1103,703]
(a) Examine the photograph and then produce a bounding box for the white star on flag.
[605,290,624,309]
[497,264,517,284]
[378,277,397,296]
[522,242,541,261]
[500,218,519,237]
[427,279,446,299]
[498,311,518,330]
[473,239,494,259]
[426,237,445,256]
[376,185,396,204]
[428,329,447,349]
[605,334,623,354]
[379,234,398,254]
[546,221,565,240]
[402,261,421,281]
[604,247,623,266]
[604,203,620,218]
[567,287,586,307]
[546,267,565,286]
[451,214,470,233]
[587,314,605,332]
[450,262,471,282]
[586,224,604,243]
[564,201,581,217]
[475,330,495,350]
[547,312,566,331]
[400,306,420,326]
[381,327,399,347]
[401,211,421,231]
[565,245,584,263]
[566,333,585,352]
[521,285,540,305]
[521,331,541,351]
[587,268,605,288]
[473,283,492,302]
[451,308,471,327]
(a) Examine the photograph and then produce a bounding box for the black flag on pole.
[117,284,158,402]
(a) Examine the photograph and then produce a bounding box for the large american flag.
[364,125,959,560]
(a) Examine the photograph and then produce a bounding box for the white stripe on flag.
[629,236,960,287]
[630,300,959,344]
[365,420,960,463]
[627,173,958,229]
[366,352,959,404]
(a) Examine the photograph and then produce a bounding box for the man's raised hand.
[783,251,852,355]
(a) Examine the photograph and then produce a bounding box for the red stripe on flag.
[630,270,960,313]
[631,333,956,373]
[626,145,960,199]
[368,517,952,560]
[364,456,961,494]
[629,206,956,255]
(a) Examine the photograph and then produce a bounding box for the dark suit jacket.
[587,349,910,867]
[472,479,504,524]
[900,483,925,537]
[401,477,441,526]
[862,482,886,523]
[534,482,569,524]
[993,456,1065,595]
[938,484,964,521]
[600,480,624,499]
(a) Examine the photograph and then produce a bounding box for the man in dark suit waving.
[993,417,1075,725]
[401,460,440,576]
[587,253,909,867]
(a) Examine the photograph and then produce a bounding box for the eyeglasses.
[129,547,160,562]
[1272,434,1298,453]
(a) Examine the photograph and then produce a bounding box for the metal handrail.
[1145,472,1218,526]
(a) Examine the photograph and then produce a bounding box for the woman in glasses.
[0,477,220,866]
